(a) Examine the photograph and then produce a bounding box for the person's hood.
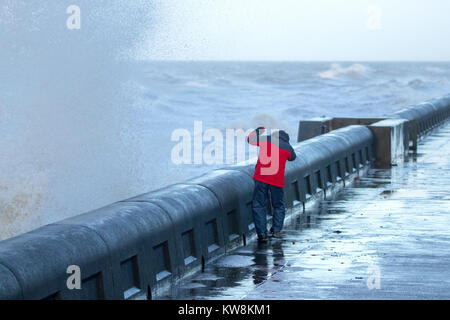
[272,130,290,142]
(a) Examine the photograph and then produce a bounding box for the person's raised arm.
[247,127,265,146]
[288,146,297,161]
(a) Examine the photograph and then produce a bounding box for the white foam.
[318,63,369,79]
[185,81,209,88]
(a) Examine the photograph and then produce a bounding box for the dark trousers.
[252,180,286,237]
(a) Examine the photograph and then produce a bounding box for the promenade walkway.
[160,122,450,300]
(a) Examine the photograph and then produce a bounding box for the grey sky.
[140,0,450,61]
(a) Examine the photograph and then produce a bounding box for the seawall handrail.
[389,95,450,145]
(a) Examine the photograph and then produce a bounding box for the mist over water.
[1,2,450,240]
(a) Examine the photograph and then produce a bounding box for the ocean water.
[1,2,450,240]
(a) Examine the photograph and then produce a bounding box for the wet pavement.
[159,122,450,300]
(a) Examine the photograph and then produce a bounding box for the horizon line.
[135,59,450,63]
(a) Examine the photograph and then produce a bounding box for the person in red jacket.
[247,127,297,243]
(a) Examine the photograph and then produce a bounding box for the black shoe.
[257,235,269,243]
[272,231,283,239]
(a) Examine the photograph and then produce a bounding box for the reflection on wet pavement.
[159,123,450,300]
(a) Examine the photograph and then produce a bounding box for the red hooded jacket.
[247,127,297,187]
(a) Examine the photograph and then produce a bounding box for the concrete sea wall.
[1,95,449,300]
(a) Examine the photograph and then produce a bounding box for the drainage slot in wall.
[120,255,141,299]
[304,175,312,200]
[153,241,172,282]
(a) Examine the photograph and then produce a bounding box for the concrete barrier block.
[297,117,332,142]
[369,119,409,168]
[330,118,385,131]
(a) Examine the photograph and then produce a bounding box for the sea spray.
[0,1,155,239]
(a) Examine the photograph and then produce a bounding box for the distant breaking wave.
[318,63,369,79]
[185,81,209,88]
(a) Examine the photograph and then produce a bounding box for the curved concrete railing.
[389,94,450,149]
[0,125,374,300]
[391,95,450,134]
[1,94,448,300]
